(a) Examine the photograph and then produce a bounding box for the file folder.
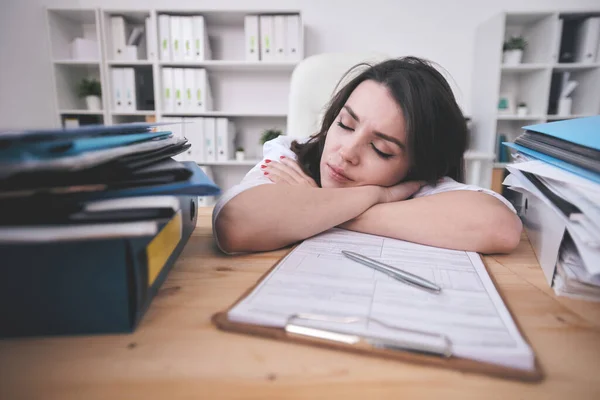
[273,15,286,61]
[123,67,137,112]
[0,195,198,338]
[111,68,125,112]
[184,68,195,112]
[523,116,600,151]
[145,16,157,60]
[170,16,182,61]
[158,14,171,61]
[192,16,211,61]
[181,16,194,61]
[244,15,260,61]
[162,67,175,113]
[110,16,127,60]
[286,15,302,61]
[259,15,274,61]
[204,118,217,162]
[173,68,185,112]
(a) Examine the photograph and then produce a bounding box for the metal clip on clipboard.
[284,313,453,358]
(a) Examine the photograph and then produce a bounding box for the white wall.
[1,0,599,129]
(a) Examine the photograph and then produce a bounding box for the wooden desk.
[2,207,600,399]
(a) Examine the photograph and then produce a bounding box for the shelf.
[501,64,550,72]
[546,114,597,120]
[59,109,104,115]
[107,60,153,66]
[553,63,600,71]
[112,111,156,116]
[161,111,286,118]
[159,60,298,72]
[198,160,260,166]
[53,59,100,66]
[497,115,545,121]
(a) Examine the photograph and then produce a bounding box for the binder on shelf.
[216,118,236,162]
[244,15,260,61]
[162,117,185,161]
[192,15,211,61]
[194,68,212,112]
[173,68,185,112]
[111,68,125,112]
[183,68,195,112]
[123,68,137,112]
[286,15,302,61]
[110,16,127,60]
[273,15,286,61]
[145,17,157,60]
[259,15,274,62]
[184,117,205,163]
[170,16,182,61]
[204,117,217,162]
[162,67,175,113]
[181,16,194,61]
[158,14,171,61]
[575,17,600,64]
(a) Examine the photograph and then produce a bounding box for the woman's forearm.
[215,184,381,253]
[339,191,522,254]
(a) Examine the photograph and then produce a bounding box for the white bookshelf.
[46,7,304,195]
[470,10,600,189]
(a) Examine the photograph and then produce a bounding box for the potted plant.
[235,146,245,161]
[77,77,102,111]
[516,102,528,117]
[503,36,527,65]
[260,129,282,145]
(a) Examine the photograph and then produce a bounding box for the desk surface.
[2,207,600,399]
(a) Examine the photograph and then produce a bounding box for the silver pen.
[341,250,442,294]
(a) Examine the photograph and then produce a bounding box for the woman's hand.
[262,156,318,187]
[376,181,424,204]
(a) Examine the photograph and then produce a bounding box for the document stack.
[502,116,600,301]
[0,122,220,337]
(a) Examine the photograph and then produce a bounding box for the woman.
[213,57,522,254]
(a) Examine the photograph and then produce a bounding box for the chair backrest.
[286,52,390,139]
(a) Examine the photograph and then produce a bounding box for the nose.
[339,135,361,166]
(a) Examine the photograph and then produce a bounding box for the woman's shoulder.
[262,135,310,159]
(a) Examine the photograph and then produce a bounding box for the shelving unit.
[471,10,600,189]
[46,7,304,196]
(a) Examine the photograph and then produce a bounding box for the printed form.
[228,228,535,371]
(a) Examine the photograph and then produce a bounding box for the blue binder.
[0,195,198,338]
[522,116,600,151]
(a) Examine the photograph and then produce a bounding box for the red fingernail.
[265,159,271,163]
[264,171,269,175]
[280,156,285,159]
[260,165,266,168]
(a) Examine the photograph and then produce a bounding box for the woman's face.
[320,80,410,189]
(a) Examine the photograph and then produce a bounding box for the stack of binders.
[0,122,220,337]
[502,116,600,301]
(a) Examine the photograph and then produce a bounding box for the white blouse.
[212,136,516,252]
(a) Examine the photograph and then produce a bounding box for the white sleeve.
[211,136,298,253]
[413,177,517,214]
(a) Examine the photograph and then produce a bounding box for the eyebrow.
[343,105,406,150]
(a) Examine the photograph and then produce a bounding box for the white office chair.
[286,52,389,139]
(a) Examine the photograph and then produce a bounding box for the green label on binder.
[265,36,270,48]
[174,40,179,51]
[186,40,190,51]
[162,39,167,49]
[186,89,191,100]
[176,89,180,100]
[165,88,170,98]
[196,39,200,50]
[197,89,201,100]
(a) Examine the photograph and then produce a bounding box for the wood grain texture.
[1,207,599,399]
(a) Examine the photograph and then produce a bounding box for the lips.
[327,163,352,183]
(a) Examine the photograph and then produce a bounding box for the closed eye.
[337,121,353,131]
[371,143,393,159]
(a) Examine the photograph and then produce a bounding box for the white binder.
[273,15,286,61]
[110,16,127,60]
[161,67,174,113]
[170,16,183,61]
[162,117,185,161]
[123,68,137,112]
[204,117,217,162]
[173,68,185,112]
[185,117,205,163]
[111,68,125,112]
[192,16,211,61]
[194,68,212,112]
[181,17,194,61]
[285,15,302,61]
[244,15,260,61]
[183,68,195,112]
[259,15,274,61]
[158,14,171,61]
[575,17,600,64]
[216,118,236,162]
[145,17,157,60]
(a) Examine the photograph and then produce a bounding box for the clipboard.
[212,248,545,383]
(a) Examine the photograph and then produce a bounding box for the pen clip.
[285,313,453,358]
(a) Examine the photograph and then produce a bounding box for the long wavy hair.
[290,56,467,187]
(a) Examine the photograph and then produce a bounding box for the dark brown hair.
[291,56,468,186]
